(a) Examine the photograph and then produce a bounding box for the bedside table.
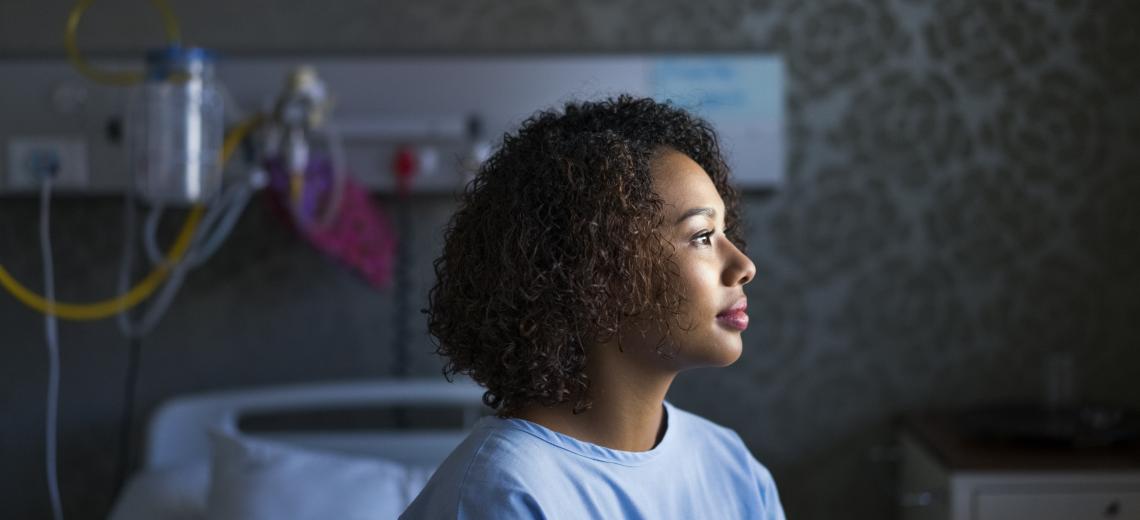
[898,412,1140,520]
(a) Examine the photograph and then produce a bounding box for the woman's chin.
[683,339,743,369]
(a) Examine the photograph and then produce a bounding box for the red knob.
[393,146,417,196]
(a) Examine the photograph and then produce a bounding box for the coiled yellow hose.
[64,0,182,87]
[0,116,263,320]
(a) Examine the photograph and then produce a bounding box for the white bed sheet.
[110,463,209,520]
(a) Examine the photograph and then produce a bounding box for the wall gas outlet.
[6,137,89,190]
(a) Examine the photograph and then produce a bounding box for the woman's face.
[621,149,757,371]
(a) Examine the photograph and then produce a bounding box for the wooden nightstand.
[898,413,1140,520]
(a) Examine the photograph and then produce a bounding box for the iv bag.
[128,47,224,205]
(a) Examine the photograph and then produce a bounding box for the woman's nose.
[723,240,756,286]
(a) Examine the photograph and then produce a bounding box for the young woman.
[402,96,785,519]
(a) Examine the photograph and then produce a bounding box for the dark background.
[1,1,1138,518]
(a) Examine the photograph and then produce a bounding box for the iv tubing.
[142,204,167,266]
[283,125,348,232]
[142,183,251,268]
[316,123,348,229]
[189,184,252,266]
[40,179,64,520]
[120,183,252,338]
[0,116,262,321]
[64,0,182,87]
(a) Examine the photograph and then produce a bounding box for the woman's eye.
[692,230,714,247]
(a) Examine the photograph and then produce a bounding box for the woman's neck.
[511,344,676,452]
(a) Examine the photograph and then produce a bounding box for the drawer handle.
[1104,499,1120,517]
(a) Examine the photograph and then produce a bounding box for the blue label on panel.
[649,56,781,121]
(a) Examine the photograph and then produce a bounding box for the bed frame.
[142,378,487,471]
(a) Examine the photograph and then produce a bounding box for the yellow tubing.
[0,116,263,321]
[64,0,182,86]
[290,174,304,205]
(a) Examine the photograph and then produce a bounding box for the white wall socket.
[6,137,90,191]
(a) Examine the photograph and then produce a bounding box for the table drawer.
[975,490,1140,520]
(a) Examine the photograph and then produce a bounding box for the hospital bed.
[109,378,487,520]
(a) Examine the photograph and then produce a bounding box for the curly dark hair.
[427,95,746,417]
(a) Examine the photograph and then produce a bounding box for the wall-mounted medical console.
[0,54,782,195]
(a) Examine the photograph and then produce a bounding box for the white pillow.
[207,430,431,520]
[108,462,210,520]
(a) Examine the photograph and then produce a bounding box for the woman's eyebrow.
[675,207,716,224]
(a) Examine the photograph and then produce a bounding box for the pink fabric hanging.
[264,154,396,288]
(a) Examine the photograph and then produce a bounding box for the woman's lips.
[716,310,749,331]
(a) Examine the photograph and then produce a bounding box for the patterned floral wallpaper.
[1,1,1137,518]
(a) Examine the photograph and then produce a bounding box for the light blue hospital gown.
[401,400,786,519]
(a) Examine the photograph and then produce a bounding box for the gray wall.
[2,1,1138,519]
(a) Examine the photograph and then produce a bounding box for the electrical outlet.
[6,137,89,190]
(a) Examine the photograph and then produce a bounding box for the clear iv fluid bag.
[128,47,224,205]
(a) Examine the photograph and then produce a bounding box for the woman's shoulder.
[432,416,569,488]
[665,401,773,471]
[467,417,568,475]
[666,402,781,504]
[400,418,563,518]
[665,401,747,446]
